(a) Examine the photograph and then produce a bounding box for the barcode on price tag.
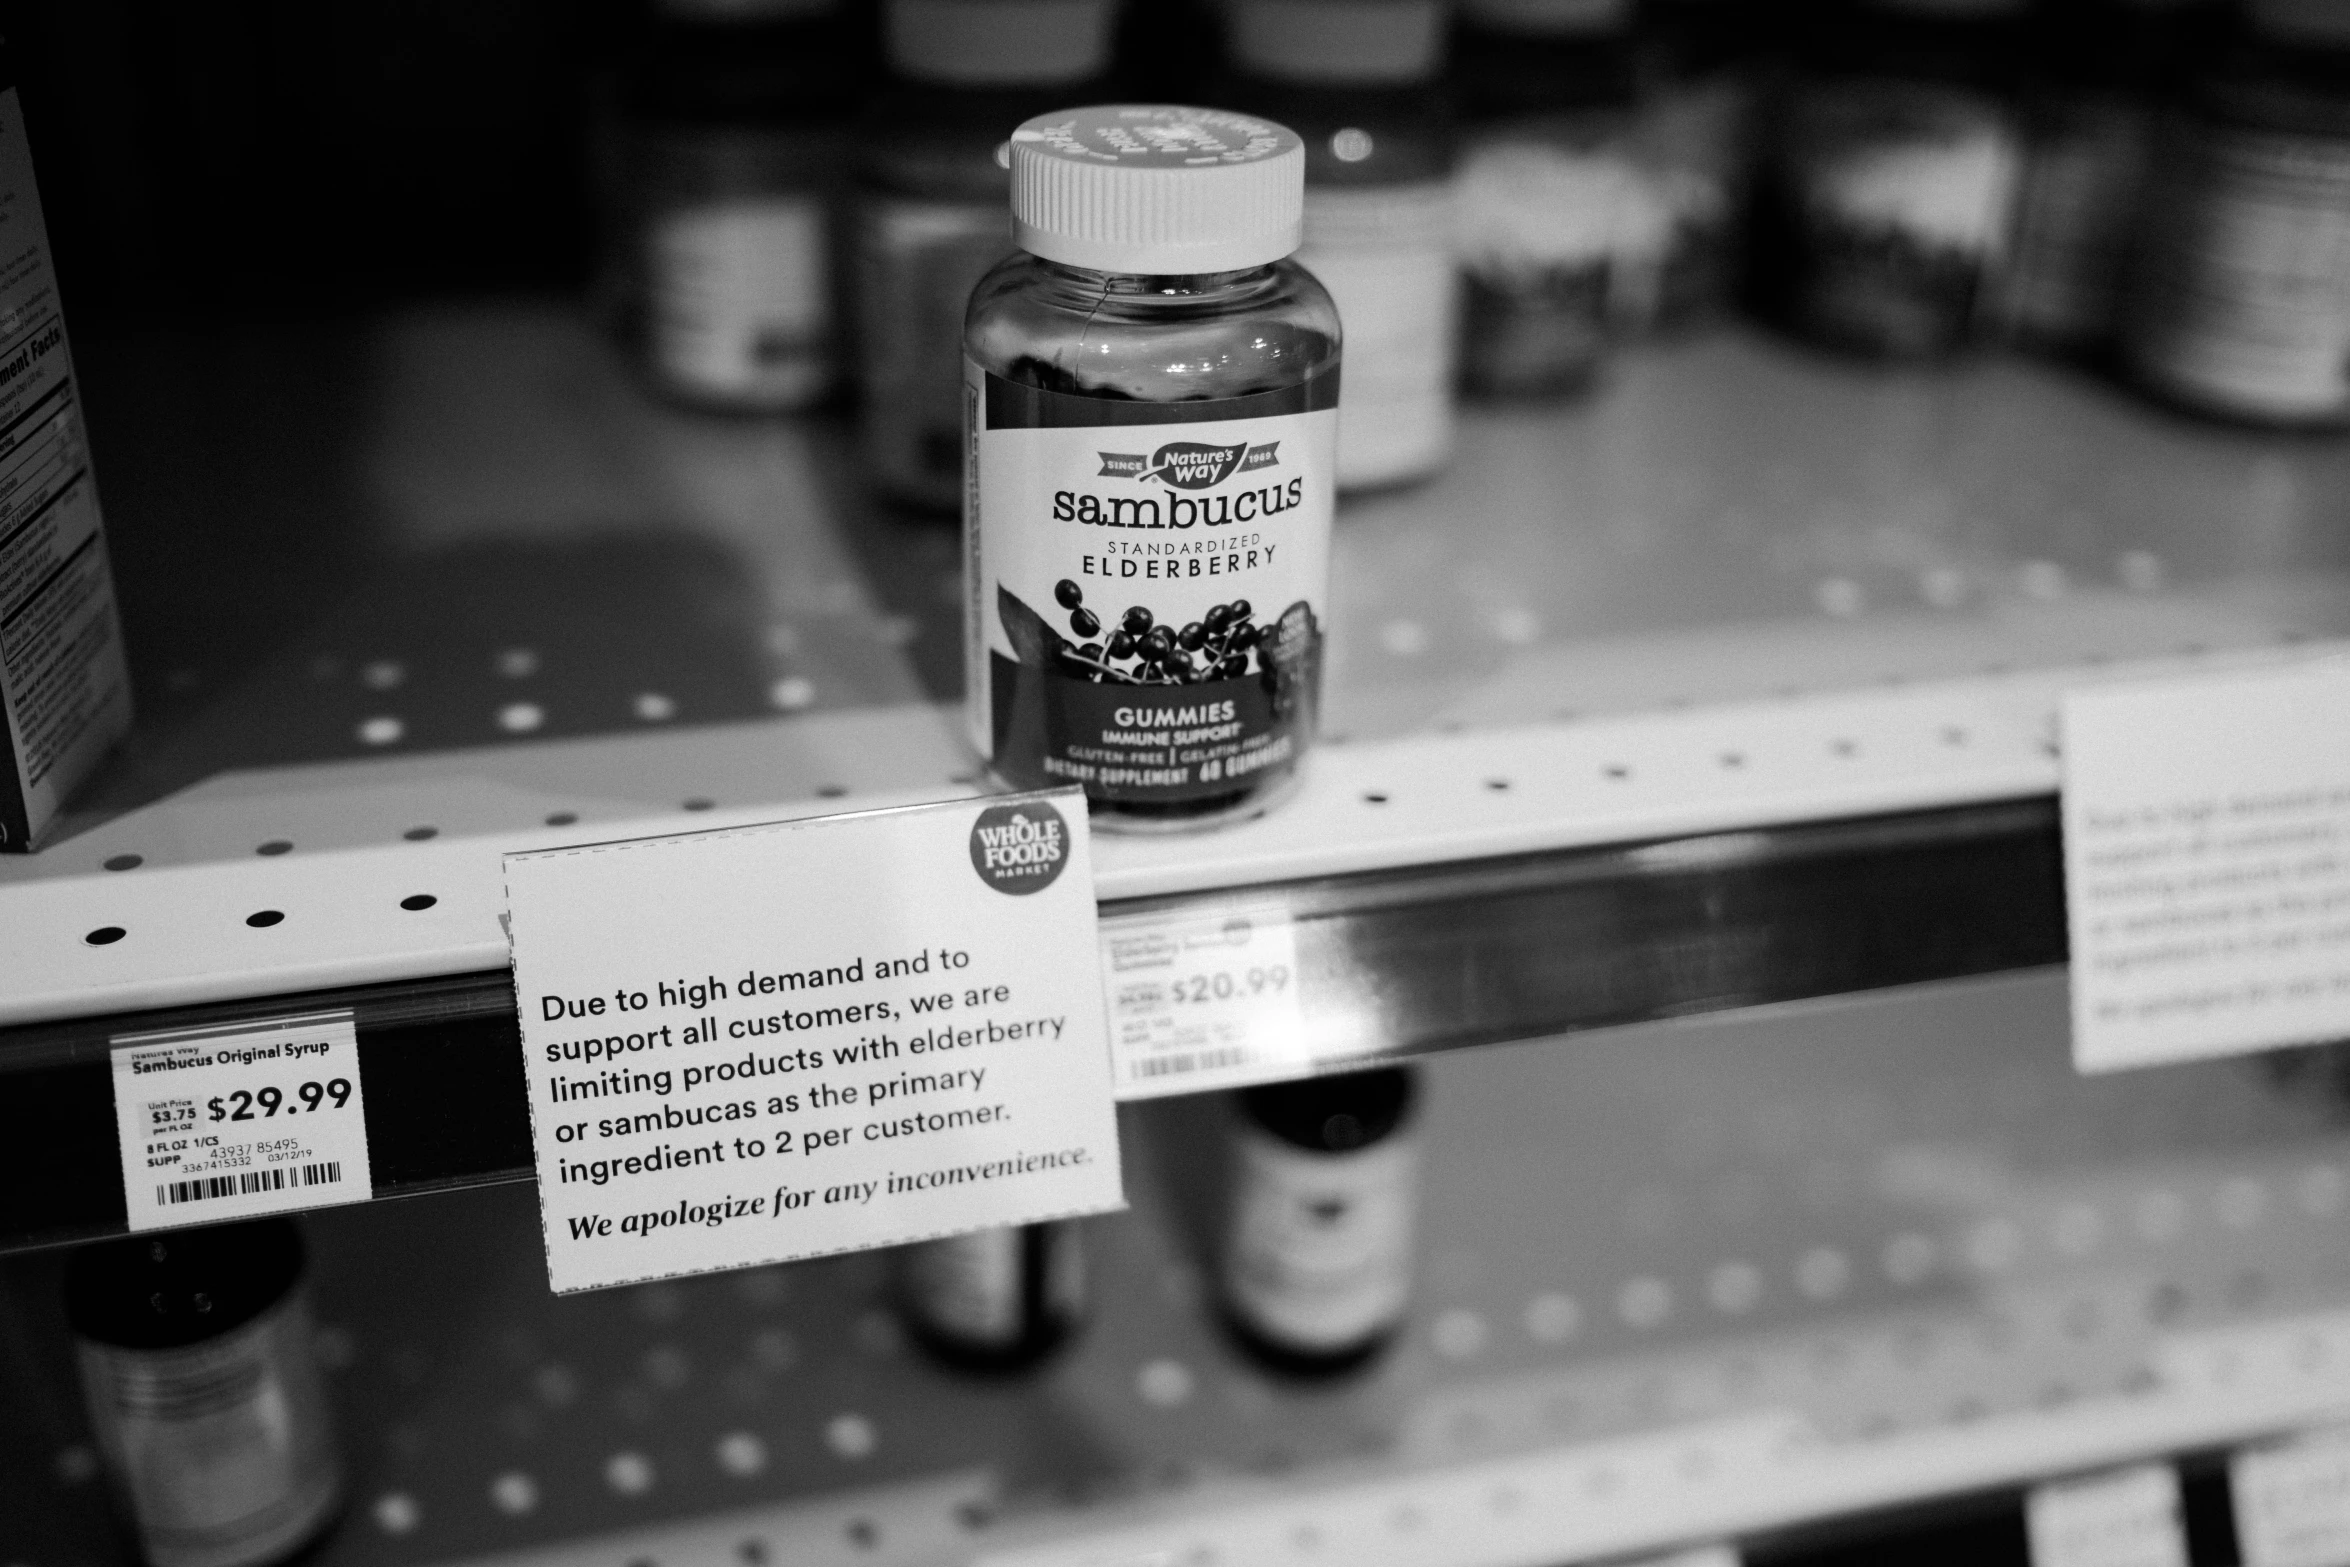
[109,1011,372,1231]
[1100,904,1309,1097]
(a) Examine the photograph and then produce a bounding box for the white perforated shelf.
[0,639,2336,1029]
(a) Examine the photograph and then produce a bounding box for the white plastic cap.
[2251,0,2350,43]
[1228,0,1445,83]
[1009,105,1306,274]
[1459,0,1629,33]
[887,0,1117,85]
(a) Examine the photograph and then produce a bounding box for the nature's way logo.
[1098,441,1280,491]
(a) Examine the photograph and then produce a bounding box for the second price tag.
[1101,903,1310,1097]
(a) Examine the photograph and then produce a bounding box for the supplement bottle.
[1755,0,2025,358]
[1630,0,1772,330]
[1217,0,1457,489]
[1453,0,1647,397]
[895,1221,1087,1370]
[619,0,861,412]
[856,0,1118,510]
[964,105,1341,830]
[67,1219,342,1567]
[2122,0,2350,425]
[1995,0,2220,350]
[1220,1065,1419,1376]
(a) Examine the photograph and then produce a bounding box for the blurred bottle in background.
[1219,0,1458,489]
[1220,1065,1420,1376]
[1755,0,2025,358]
[1993,0,2220,353]
[615,0,863,413]
[895,1220,1088,1370]
[2122,0,2350,425]
[1453,0,1645,397]
[1627,0,1772,332]
[67,1220,341,1567]
[856,0,1118,511]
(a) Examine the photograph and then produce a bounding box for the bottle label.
[77,1295,341,1567]
[2129,122,2350,421]
[965,368,1337,806]
[903,1227,1025,1349]
[1224,1126,1416,1353]
[1998,98,2154,344]
[1299,183,1456,488]
[649,195,831,407]
[856,196,1016,502]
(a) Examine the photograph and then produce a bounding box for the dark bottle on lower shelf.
[66,1218,343,1567]
[1220,1065,1421,1376]
[895,1221,1087,1372]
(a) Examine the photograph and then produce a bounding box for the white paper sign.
[2062,662,2350,1072]
[1100,903,1308,1097]
[2233,1430,2350,1567]
[2026,1464,2188,1567]
[505,790,1123,1294]
[111,1011,371,1231]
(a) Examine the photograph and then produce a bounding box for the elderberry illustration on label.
[967,368,1335,813]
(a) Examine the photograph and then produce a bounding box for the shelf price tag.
[109,1011,371,1232]
[2026,1464,2188,1567]
[505,790,1123,1294]
[1100,903,1309,1097]
[2062,662,2350,1073]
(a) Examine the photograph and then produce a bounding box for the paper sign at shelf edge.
[503,788,1125,1294]
[2060,659,2350,1074]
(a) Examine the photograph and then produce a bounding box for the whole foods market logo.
[969,800,1071,896]
[1098,441,1280,491]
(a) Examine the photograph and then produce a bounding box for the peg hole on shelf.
[545,812,577,827]
[737,1541,767,1566]
[683,798,715,812]
[1940,727,1968,747]
[246,910,284,929]
[1719,752,1746,769]
[1830,740,1857,758]
[1484,778,1510,792]
[103,854,142,871]
[1603,764,1631,780]
[399,894,437,912]
[817,784,848,798]
[257,840,293,856]
[85,926,126,945]
[846,1519,879,1551]
[1362,791,1389,806]
[402,826,437,841]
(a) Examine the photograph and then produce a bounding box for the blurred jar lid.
[888,0,1117,85]
[2250,0,2350,44]
[1458,0,1632,35]
[1229,0,1446,82]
